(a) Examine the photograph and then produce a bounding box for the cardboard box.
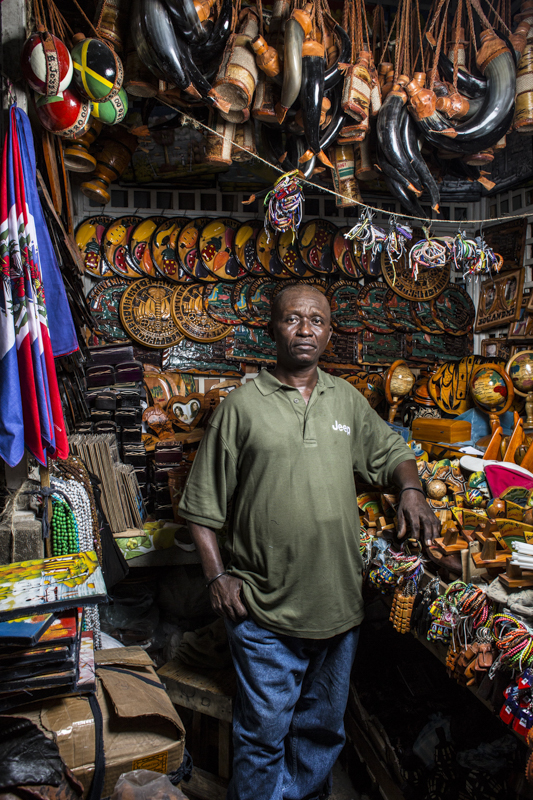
[411,418,472,444]
[11,647,185,799]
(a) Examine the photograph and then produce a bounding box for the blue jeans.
[225,617,359,800]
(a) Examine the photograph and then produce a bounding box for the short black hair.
[270,284,329,322]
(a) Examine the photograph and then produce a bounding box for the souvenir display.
[128,216,167,277]
[297,219,337,275]
[483,218,528,272]
[163,340,242,376]
[167,393,205,432]
[231,278,264,328]
[171,284,233,343]
[357,282,395,335]
[151,217,191,283]
[120,278,184,348]
[341,371,385,410]
[81,128,138,205]
[277,230,316,278]
[199,218,246,281]
[507,350,533,432]
[430,285,476,336]
[204,283,242,326]
[102,216,144,279]
[226,325,277,364]
[475,269,525,331]
[21,31,73,95]
[383,290,418,333]
[87,276,130,342]
[247,278,279,326]
[70,34,123,102]
[75,215,113,279]
[385,360,416,423]
[333,228,361,278]
[470,363,515,437]
[63,118,103,172]
[234,220,267,276]
[256,228,292,278]
[177,217,217,283]
[327,281,365,334]
[381,252,451,302]
[34,89,91,139]
[427,356,483,416]
[91,88,129,125]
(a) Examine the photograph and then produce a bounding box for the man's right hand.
[209,574,248,622]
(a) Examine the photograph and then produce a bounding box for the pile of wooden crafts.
[19,0,533,216]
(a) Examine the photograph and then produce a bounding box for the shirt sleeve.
[351,391,416,487]
[178,408,238,530]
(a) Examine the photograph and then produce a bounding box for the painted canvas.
[0,613,53,645]
[0,552,107,621]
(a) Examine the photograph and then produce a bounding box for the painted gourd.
[21,31,73,96]
[91,87,128,124]
[70,33,124,102]
[34,88,92,139]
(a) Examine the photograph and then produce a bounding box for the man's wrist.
[206,571,228,588]
[398,486,425,500]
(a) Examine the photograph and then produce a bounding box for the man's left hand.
[397,488,440,546]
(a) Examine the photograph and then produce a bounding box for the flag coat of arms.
[0,105,70,467]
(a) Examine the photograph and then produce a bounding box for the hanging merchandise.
[345,207,386,259]
[409,230,454,281]
[264,171,305,236]
[70,32,124,102]
[21,31,73,96]
[0,106,77,468]
[453,230,504,277]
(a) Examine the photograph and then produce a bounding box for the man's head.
[268,285,332,370]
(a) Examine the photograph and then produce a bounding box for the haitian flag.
[0,105,69,467]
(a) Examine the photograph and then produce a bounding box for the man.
[179,285,439,800]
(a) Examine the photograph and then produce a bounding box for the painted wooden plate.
[232,277,265,327]
[359,248,382,277]
[199,218,246,281]
[256,228,292,278]
[411,299,443,334]
[333,228,361,278]
[248,278,279,326]
[128,216,166,278]
[384,288,418,333]
[341,371,385,410]
[87,276,130,341]
[297,219,337,274]
[103,216,144,279]
[204,282,242,326]
[234,220,267,276]
[381,251,450,301]
[172,284,233,342]
[430,284,475,336]
[75,215,113,278]
[176,217,216,283]
[357,281,395,334]
[120,278,184,348]
[326,280,365,334]
[151,217,193,283]
[277,230,316,278]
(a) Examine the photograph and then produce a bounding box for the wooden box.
[411,418,471,444]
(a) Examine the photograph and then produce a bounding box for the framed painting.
[482,217,527,272]
[480,337,512,359]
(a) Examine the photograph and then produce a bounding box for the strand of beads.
[54,456,101,561]
[51,496,79,556]
[52,477,93,552]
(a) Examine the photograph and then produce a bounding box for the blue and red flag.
[0,105,70,466]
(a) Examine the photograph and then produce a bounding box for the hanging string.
[68,0,100,37]
[156,99,530,226]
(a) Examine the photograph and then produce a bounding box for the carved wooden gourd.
[81,128,137,204]
[213,10,259,112]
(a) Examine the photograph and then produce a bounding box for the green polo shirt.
[179,368,414,638]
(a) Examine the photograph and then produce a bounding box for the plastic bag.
[111,770,188,800]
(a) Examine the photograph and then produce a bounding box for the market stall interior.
[6,0,533,796]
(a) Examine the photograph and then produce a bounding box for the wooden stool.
[158,658,236,800]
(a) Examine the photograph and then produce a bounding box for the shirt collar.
[255,367,335,396]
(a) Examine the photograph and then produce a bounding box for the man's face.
[268,288,332,369]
